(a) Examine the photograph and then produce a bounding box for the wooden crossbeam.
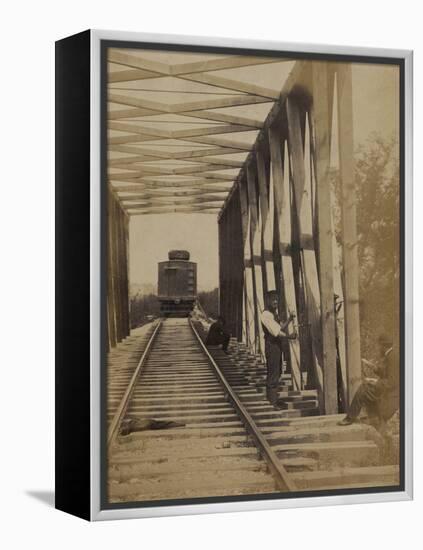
[127,202,221,210]
[128,207,220,215]
[131,165,234,176]
[199,173,236,181]
[109,92,270,114]
[108,107,162,119]
[182,110,264,128]
[113,156,243,169]
[108,50,284,77]
[109,154,160,165]
[124,196,224,207]
[108,49,171,75]
[109,134,153,145]
[110,144,241,159]
[110,174,234,184]
[109,133,255,149]
[180,72,280,100]
[112,183,232,192]
[180,136,252,150]
[109,121,171,138]
[109,106,264,128]
[109,164,237,178]
[110,177,232,187]
[190,157,244,168]
[171,124,252,138]
[109,120,253,139]
[109,68,159,83]
[119,190,229,203]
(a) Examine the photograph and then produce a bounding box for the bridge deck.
[106,319,399,503]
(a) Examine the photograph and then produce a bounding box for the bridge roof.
[107,47,296,216]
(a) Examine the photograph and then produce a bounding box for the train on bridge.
[157,250,197,317]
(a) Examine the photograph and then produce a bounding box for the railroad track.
[107,317,295,502]
[107,318,399,503]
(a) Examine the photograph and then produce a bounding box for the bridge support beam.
[107,190,130,349]
[247,164,266,357]
[312,61,338,414]
[336,64,362,405]
[218,60,360,411]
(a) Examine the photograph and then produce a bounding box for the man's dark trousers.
[265,337,282,405]
[348,381,383,419]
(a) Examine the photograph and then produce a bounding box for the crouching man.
[260,291,297,408]
[205,316,231,354]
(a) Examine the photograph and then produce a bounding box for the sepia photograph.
[102,42,403,507]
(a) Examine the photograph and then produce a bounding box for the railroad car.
[157,250,197,316]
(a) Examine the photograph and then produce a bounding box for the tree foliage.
[332,134,399,364]
[130,293,160,329]
[197,288,219,319]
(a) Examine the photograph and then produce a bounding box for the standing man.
[261,291,297,408]
[205,316,231,354]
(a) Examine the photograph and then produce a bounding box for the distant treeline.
[197,288,219,319]
[130,288,219,328]
[130,294,160,329]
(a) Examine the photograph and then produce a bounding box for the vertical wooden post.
[256,146,276,292]
[218,215,224,317]
[239,179,256,350]
[312,62,338,414]
[228,198,238,338]
[336,63,362,403]
[269,125,302,391]
[233,189,244,341]
[247,163,266,357]
[117,204,124,339]
[286,97,324,400]
[121,207,130,338]
[218,211,228,321]
[222,211,227,322]
[107,190,117,348]
[225,202,233,332]
[113,198,123,343]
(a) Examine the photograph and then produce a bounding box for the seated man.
[205,316,231,354]
[338,334,399,432]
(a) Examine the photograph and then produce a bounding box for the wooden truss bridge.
[106,47,363,416]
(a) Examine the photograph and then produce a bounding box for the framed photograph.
[55,29,413,521]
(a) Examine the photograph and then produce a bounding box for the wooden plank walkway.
[106,319,400,504]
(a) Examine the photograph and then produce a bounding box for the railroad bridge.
[105,48,399,501]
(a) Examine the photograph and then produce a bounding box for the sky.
[128,63,399,292]
[129,212,219,292]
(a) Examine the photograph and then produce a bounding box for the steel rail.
[189,319,296,492]
[107,319,163,450]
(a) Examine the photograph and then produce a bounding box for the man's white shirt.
[260,310,282,338]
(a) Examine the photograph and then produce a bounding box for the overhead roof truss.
[106,47,296,215]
